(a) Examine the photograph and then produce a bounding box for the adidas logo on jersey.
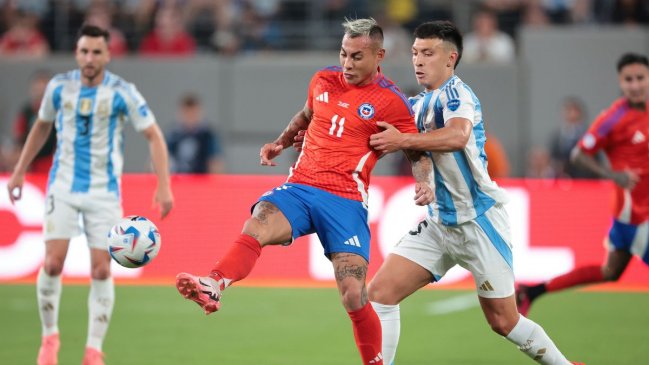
[479,280,494,291]
[316,92,329,103]
[343,235,361,247]
[631,131,646,144]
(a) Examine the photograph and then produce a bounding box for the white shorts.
[392,204,514,298]
[44,190,123,250]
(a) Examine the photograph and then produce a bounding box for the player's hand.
[370,121,404,153]
[414,182,434,206]
[292,130,306,152]
[260,143,284,166]
[153,185,174,219]
[6,172,25,205]
[611,169,640,190]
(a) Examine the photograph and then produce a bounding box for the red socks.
[209,234,262,289]
[348,302,383,365]
[546,265,604,292]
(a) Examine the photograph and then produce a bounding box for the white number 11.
[329,114,345,137]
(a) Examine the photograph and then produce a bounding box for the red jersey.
[578,98,649,224]
[288,66,417,202]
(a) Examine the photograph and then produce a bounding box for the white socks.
[371,302,400,365]
[37,268,62,336]
[86,278,114,351]
[506,315,571,365]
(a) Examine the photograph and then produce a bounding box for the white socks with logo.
[371,302,400,365]
[506,315,571,365]
[37,267,62,336]
[86,277,114,351]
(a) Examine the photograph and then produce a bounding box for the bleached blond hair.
[342,17,383,48]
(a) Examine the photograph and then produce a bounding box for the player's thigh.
[82,194,123,250]
[43,192,81,242]
[390,218,455,283]
[244,201,293,245]
[254,184,316,245]
[457,205,515,299]
[369,253,432,305]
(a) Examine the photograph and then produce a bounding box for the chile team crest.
[358,103,375,120]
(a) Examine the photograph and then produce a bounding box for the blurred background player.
[175,17,433,365]
[548,96,598,179]
[366,21,583,365]
[517,53,649,316]
[11,69,55,174]
[6,24,174,365]
[167,92,224,174]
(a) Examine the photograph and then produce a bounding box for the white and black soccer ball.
[108,215,161,268]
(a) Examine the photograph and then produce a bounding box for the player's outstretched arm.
[142,124,174,219]
[405,150,435,206]
[260,103,312,166]
[371,118,471,153]
[571,147,639,189]
[6,119,53,204]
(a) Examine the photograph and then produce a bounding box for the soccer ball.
[108,215,161,268]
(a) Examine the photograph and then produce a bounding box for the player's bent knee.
[91,265,111,280]
[367,280,397,305]
[340,289,364,311]
[486,315,517,336]
[43,258,65,276]
[241,217,290,246]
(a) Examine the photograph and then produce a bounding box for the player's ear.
[448,51,458,68]
[376,48,386,62]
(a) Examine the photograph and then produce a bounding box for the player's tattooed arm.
[260,104,313,166]
[406,150,435,206]
[274,103,313,149]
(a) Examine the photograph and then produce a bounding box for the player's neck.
[626,99,647,111]
[82,70,106,88]
[427,72,455,92]
[355,70,381,87]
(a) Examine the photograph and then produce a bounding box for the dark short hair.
[617,53,649,73]
[180,93,200,107]
[77,24,110,43]
[413,21,463,69]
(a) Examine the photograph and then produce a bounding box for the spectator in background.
[167,93,224,174]
[522,0,551,27]
[237,0,282,52]
[463,7,515,64]
[84,4,128,56]
[526,146,556,179]
[12,70,56,173]
[610,0,649,25]
[0,10,48,58]
[549,96,597,178]
[139,5,195,56]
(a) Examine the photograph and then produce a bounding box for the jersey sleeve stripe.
[596,105,627,136]
[386,84,414,116]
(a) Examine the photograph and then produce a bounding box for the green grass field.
[1,284,647,364]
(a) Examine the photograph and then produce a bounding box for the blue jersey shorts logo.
[358,103,375,119]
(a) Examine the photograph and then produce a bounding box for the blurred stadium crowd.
[1,0,647,58]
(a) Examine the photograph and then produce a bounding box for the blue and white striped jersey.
[411,75,508,226]
[38,69,156,197]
